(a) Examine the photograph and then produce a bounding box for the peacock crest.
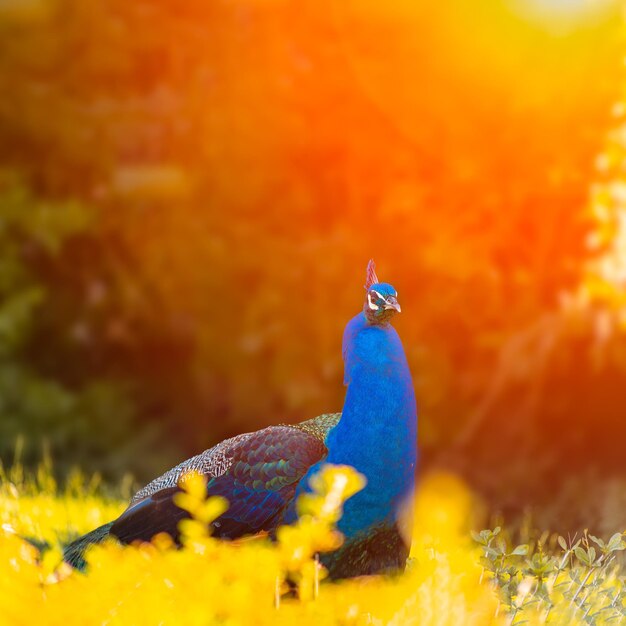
[364,259,379,290]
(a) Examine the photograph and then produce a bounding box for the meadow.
[1,462,624,626]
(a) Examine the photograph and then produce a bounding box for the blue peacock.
[63,260,418,578]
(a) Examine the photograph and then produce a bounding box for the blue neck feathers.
[291,312,417,538]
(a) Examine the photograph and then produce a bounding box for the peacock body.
[63,413,340,570]
[64,261,417,579]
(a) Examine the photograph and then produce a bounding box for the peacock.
[63,260,418,578]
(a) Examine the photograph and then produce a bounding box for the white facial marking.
[367,293,379,310]
[372,290,384,300]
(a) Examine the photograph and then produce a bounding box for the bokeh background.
[1,0,626,534]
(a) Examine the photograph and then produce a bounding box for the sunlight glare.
[509,0,617,30]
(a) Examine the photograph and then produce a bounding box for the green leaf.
[574,546,589,565]
[588,546,596,564]
[557,536,568,551]
[480,557,496,572]
[511,544,529,556]
[607,533,624,552]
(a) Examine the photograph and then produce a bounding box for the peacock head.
[363,259,401,325]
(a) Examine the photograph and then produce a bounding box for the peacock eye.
[367,292,380,310]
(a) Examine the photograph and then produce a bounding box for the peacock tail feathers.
[63,522,114,570]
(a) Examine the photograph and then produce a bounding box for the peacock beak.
[384,297,401,313]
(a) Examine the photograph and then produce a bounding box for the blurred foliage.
[0,0,625,526]
[0,178,175,479]
[474,526,626,625]
[1,463,625,625]
[0,465,501,625]
[0,459,127,547]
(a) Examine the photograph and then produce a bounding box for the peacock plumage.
[63,260,418,578]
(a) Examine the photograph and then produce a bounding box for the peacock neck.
[323,312,418,537]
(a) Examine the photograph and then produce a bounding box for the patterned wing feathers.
[111,424,328,544]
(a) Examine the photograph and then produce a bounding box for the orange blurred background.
[0,0,625,532]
